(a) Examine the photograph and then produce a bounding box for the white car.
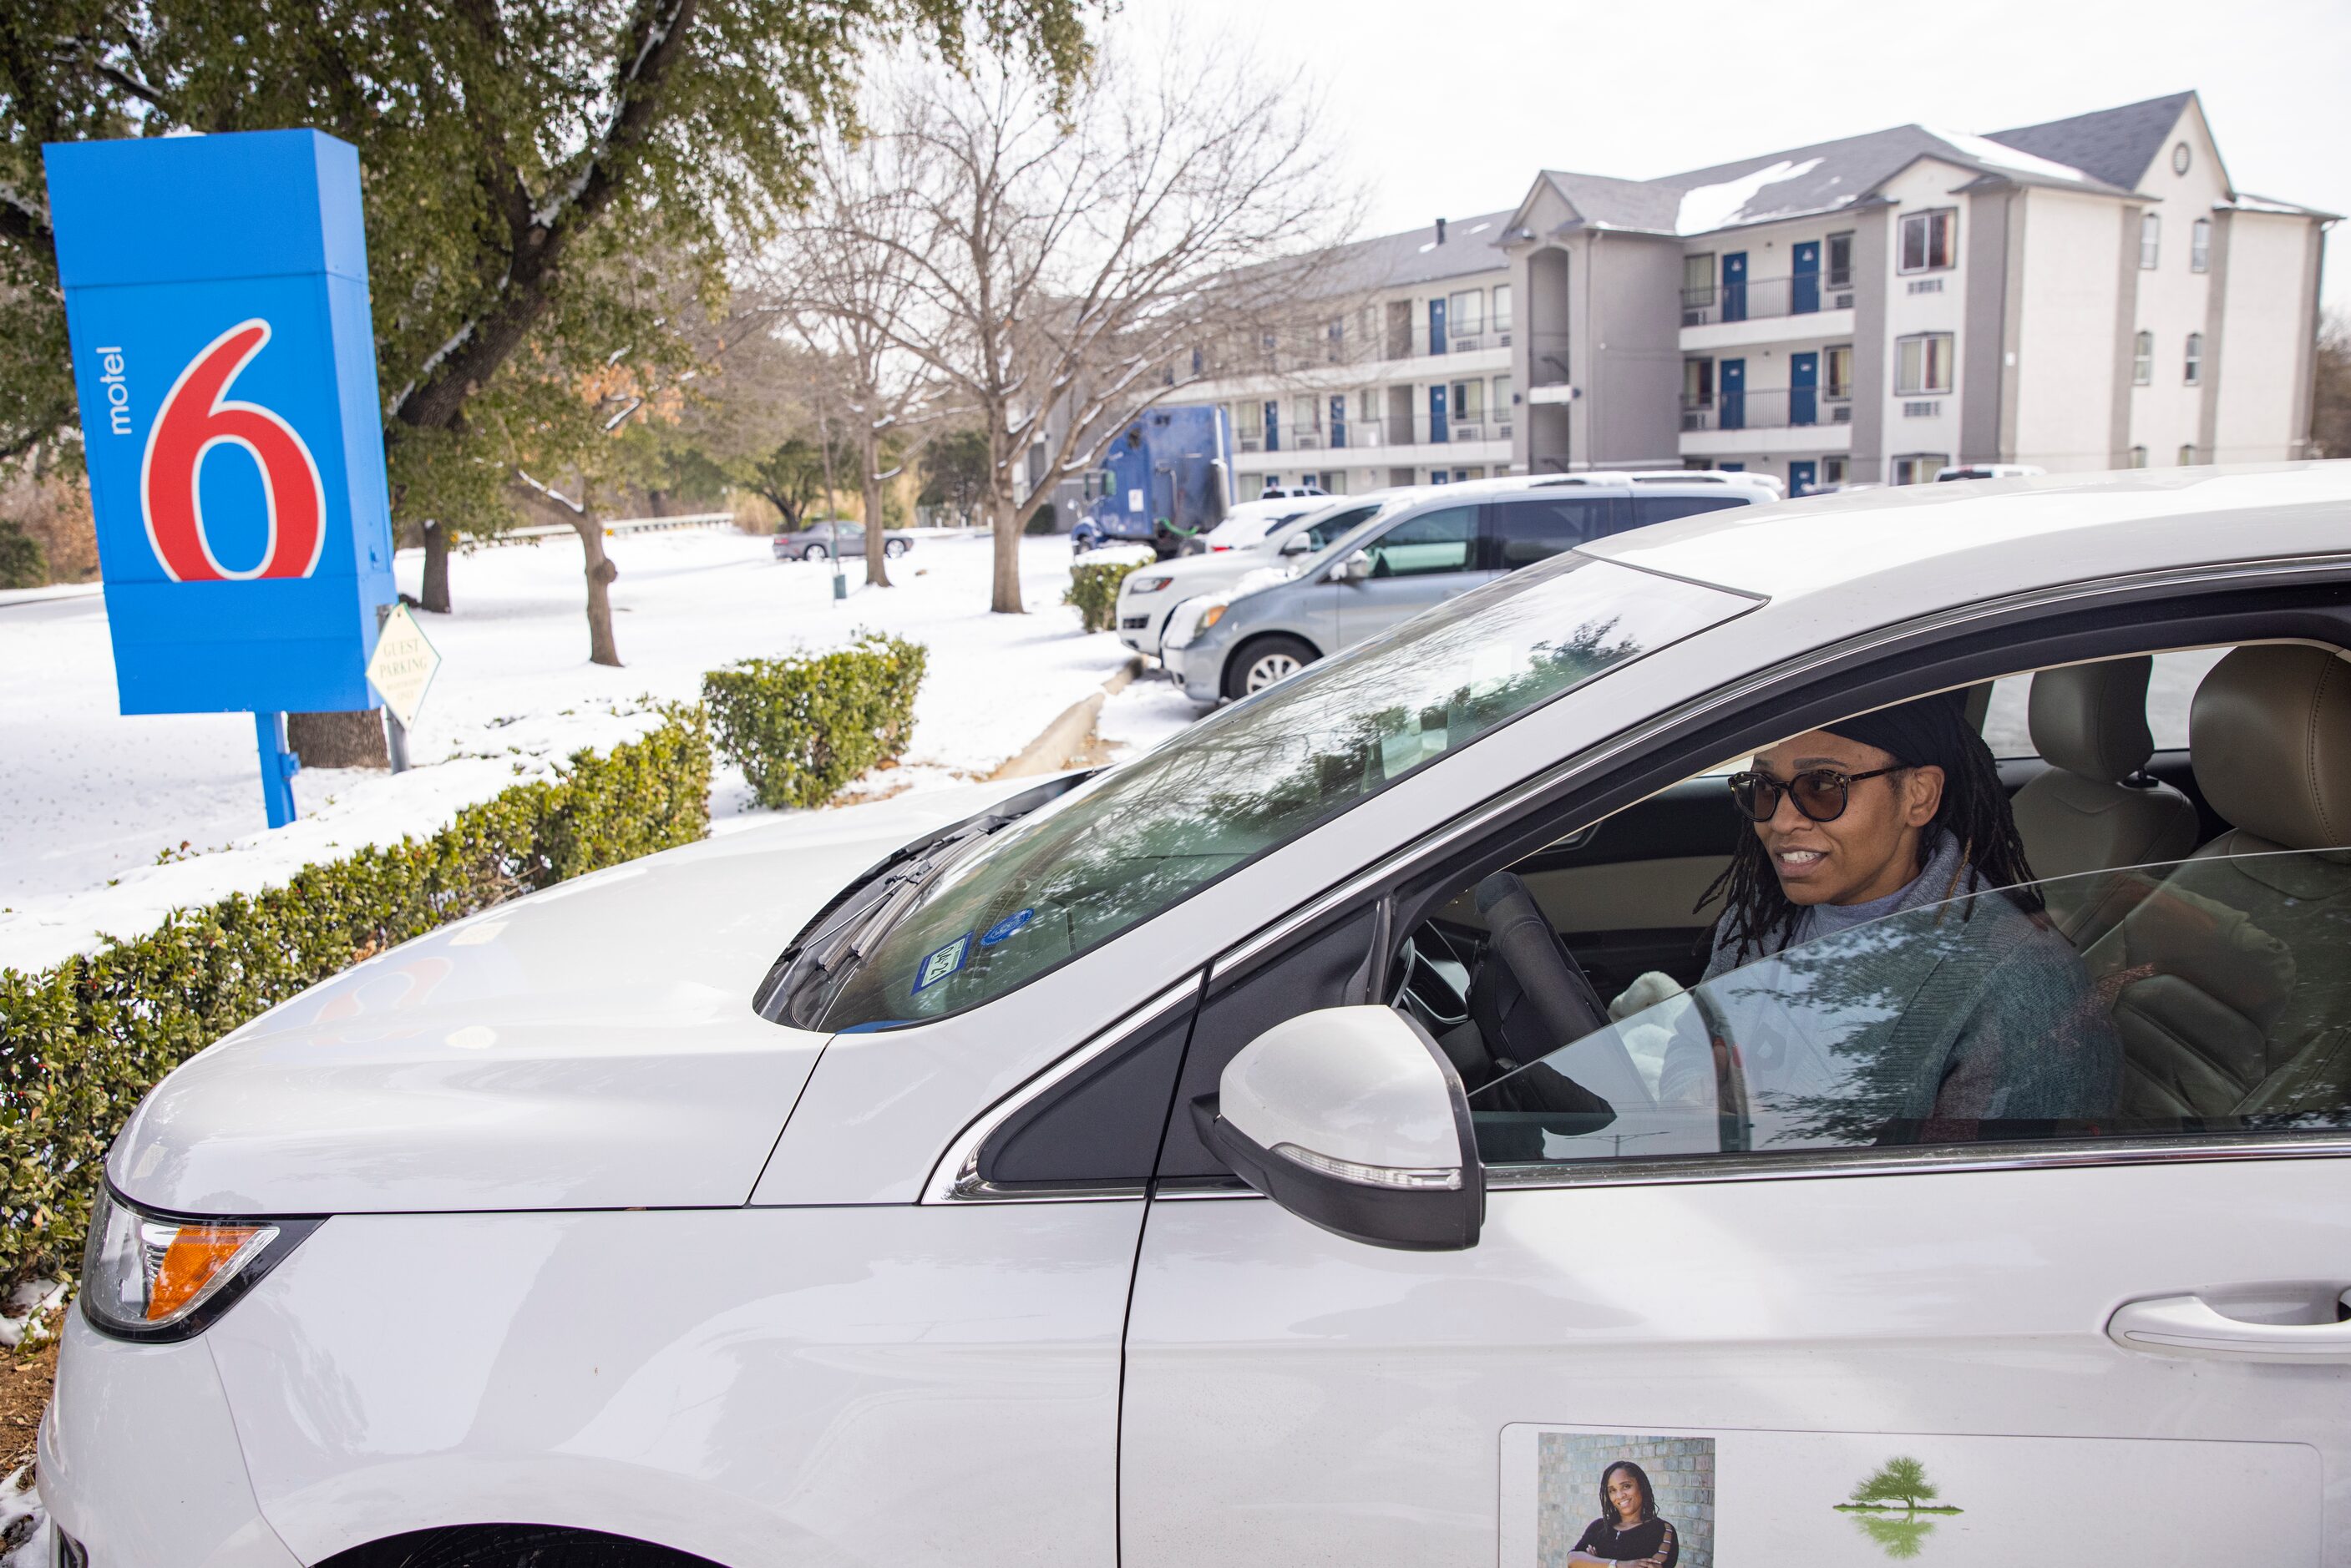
[1117,495,1394,658]
[1188,494,1339,554]
[51,465,2351,1568]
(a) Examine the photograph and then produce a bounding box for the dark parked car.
[773,521,916,561]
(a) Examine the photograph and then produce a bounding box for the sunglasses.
[1727,764,1908,824]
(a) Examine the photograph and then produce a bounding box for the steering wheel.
[1472,873,1652,1111]
[1690,984,1751,1151]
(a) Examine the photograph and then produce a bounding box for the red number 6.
[140,319,326,581]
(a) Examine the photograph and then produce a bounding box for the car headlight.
[1128,575,1175,594]
[1197,604,1228,631]
[81,1184,320,1342]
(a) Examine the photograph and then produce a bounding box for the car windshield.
[811,554,1756,1029]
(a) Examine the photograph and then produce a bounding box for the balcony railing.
[1239,413,1513,454]
[1681,275,1857,326]
[1680,389,1852,432]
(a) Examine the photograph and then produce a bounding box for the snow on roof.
[1674,158,1824,236]
[1921,127,2089,184]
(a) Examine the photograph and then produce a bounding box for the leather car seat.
[2085,645,2351,1120]
[2009,657,2200,946]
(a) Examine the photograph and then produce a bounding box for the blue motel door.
[1720,358,1746,431]
[1792,241,1821,315]
[1330,394,1347,450]
[1263,400,1279,453]
[1789,459,1817,497]
[1427,383,1449,443]
[1721,253,1748,322]
[1427,296,1447,356]
[1790,351,1818,427]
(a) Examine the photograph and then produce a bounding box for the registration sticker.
[912,932,973,995]
[980,908,1036,947]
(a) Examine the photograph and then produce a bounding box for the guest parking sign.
[44,129,398,824]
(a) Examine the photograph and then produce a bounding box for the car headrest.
[2028,657,2154,782]
[2191,645,2351,852]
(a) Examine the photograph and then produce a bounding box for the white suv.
[1117,496,1394,659]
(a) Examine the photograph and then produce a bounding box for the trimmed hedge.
[0,710,712,1287]
[702,633,928,810]
[1065,555,1153,634]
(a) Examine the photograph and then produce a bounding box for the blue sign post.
[43,129,397,827]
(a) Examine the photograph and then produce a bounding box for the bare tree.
[845,32,1354,611]
[766,132,945,588]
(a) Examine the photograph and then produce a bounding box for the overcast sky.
[1178,0,2348,311]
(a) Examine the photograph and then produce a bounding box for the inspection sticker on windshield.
[980,908,1036,947]
[912,932,974,995]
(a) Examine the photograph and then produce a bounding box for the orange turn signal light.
[148,1226,269,1322]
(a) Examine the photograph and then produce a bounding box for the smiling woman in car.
[1690,690,2122,1130]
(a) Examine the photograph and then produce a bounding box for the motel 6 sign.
[43,129,396,718]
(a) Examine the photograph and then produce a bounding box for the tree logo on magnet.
[1833,1455,1963,1558]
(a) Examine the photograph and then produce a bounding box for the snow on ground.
[0,527,1143,973]
[1097,668,1207,757]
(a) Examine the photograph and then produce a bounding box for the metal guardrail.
[1679,390,1852,432]
[1680,276,1857,326]
[1242,415,1513,453]
[494,510,737,544]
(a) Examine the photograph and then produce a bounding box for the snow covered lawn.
[0,527,1151,973]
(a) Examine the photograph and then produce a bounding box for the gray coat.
[1695,834,2122,1135]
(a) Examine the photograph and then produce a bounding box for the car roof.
[1583,463,2351,608]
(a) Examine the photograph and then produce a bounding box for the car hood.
[106,780,1041,1218]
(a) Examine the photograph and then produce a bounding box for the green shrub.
[0,521,44,590]
[0,710,712,1287]
[702,634,927,810]
[1064,555,1153,634]
[1023,502,1059,535]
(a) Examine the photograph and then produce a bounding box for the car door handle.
[2106,1292,2351,1362]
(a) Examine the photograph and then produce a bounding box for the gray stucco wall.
[1961,184,2016,464]
[1582,232,1684,467]
[1848,207,1890,476]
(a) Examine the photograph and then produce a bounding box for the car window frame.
[1205,557,2351,1196]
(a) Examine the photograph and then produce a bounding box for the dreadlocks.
[1699,691,2044,964]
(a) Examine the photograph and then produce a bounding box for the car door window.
[1301,504,1379,551]
[1454,846,2351,1170]
[1364,506,1477,577]
[1487,496,1626,569]
[1632,493,1748,527]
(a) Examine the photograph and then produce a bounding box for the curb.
[991,657,1143,781]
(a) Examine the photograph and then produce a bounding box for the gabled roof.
[1316,209,1516,291]
[1512,117,2141,242]
[1985,92,2196,193]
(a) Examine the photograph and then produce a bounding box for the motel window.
[1824,344,1854,400]
[1449,290,1484,338]
[1894,333,1953,396]
[1827,230,1854,289]
[1451,379,1485,422]
[2179,444,2197,466]
[1682,253,1715,305]
[2130,445,2149,468]
[1822,456,1848,487]
[2133,331,2154,387]
[2191,218,2212,274]
[1891,453,1948,486]
[1684,358,1715,407]
[1492,285,1513,332]
[1492,376,1513,414]
[1899,210,1956,272]
[2184,332,2203,386]
[2139,213,2161,270]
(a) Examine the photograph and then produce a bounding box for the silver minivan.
[1168,473,1772,701]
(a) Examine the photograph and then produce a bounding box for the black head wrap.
[1819,690,1976,772]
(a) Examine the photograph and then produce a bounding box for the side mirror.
[1191,1006,1482,1251]
[1332,549,1373,584]
[1279,533,1313,556]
